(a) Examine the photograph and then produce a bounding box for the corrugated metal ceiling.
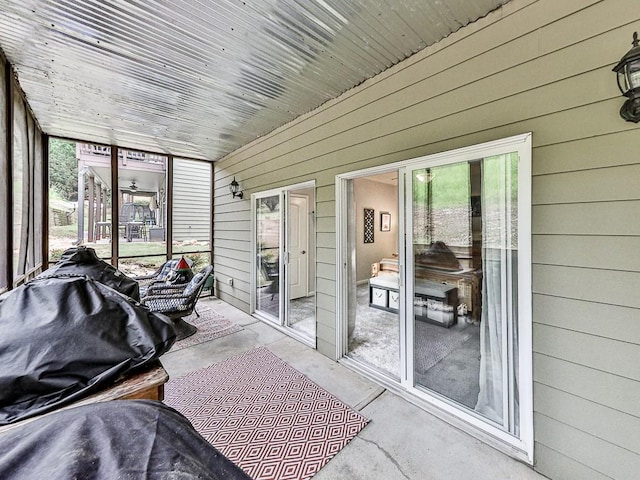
[0,0,509,160]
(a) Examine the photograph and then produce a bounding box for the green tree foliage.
[49,139,78,201]
[412,162,470,208]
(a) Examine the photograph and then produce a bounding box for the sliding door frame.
[336,133,533,463]
[251,180,316,348]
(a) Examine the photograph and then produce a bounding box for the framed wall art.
[364,208,374,243]
[380,212,391,231]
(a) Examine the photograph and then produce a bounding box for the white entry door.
[288,193,309,300]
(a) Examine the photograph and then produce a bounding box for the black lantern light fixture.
[229,176,243,199]
[613,32,640,123]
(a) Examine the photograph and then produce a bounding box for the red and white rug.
[164,347,369,480]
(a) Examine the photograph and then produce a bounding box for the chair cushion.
[184,271,206,296]
[157,259,179,281]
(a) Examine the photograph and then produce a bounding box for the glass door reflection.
[255,194,281,321]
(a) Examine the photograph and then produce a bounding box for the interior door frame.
[336,133,533,464]
[287,192,310,300]
[250,180,316,347]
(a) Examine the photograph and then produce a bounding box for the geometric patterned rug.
[169,307,242,352]
[164,347,370,480]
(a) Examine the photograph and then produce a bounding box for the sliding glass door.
[405,142,529,442]
[253,183,316,345]
[338,134,532,458]
[409,153,518,432]
[255,192,281,320]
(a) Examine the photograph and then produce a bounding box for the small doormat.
[169,307,242,352]
[164,347,370,480]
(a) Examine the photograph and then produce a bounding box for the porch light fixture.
[613,32,640,123]
[229,177,243,199]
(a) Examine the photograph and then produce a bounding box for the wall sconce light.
[613,32,640,123]
[229,177,243,199]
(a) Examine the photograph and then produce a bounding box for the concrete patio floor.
[160,297,547,480]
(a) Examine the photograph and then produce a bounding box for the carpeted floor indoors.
[348,283,481,409]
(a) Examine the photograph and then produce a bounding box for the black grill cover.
[0,275,176,425]
[41,246,140,301]
[0,400,251,480]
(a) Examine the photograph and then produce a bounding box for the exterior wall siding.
[173,159,211,243]
[213,0,640,477]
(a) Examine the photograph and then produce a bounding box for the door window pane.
[347,173,400,379]
[412,152,519,433]
[256,195,280,319]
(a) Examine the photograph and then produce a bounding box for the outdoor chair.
[141,265,213,340]
[134,257,193,296]
[259,254,279,300]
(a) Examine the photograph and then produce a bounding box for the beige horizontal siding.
[534,323,640,382]
[212,1,640,477]
[535,414,640,480]
[533,164,640,204]
[533,236,640,272]
[535,383,640,452]
[316,262,336,282]
[534,353,640,419]
[533,264,640,309]
[173,159,211,242]
[533,129,640,175]
[533,201,640,236]
[533,295,640,345]
[533,443,617,480]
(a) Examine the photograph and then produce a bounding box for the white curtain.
[475,153,518,431]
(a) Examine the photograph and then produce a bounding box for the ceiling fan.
[128,181,138,192]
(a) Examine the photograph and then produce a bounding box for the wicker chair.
[134,258,193,296]
[141,265,213,340]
